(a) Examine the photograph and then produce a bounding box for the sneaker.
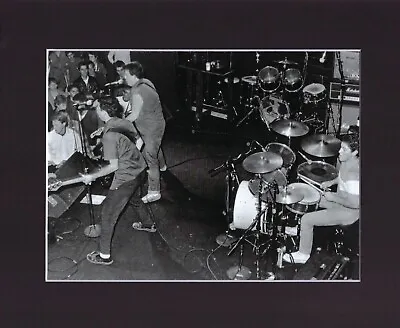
[141,192,161,203]
[132,222,157,233]
[283,251,310,264]
[86,251,113,266]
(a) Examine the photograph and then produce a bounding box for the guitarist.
[80,96,154,266]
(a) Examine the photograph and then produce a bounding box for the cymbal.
[274,59,298,65]
[301,134,341,157]
[242,151,283,174]
[276,186,304,204]
[297,161,338,185]
[270,119,310,137]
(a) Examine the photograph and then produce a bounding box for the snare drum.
[259,95,290,125]
[233,181,269,233]
[265,142,296,170]
[240,75,258,107]
[258,66,281,92]
[283,68,303,93]
[285,183,321,215]
[303,83,327,104]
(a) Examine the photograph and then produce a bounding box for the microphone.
[319,51,327,63]
[104,79,124,87]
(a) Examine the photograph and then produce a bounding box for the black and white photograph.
[46,49,360,281]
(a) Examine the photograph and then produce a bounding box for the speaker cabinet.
[328,102,359,134]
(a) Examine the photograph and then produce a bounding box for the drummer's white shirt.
[338,171,359,195]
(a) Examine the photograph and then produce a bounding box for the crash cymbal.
[242,151,283,174]
[274,58,298,65]
[270,119,309,137]
[276,186,304,205]
[301,134,341,158]
[297,161,338,185]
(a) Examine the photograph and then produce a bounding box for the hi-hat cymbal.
[274,59,298,65]
[270,119,310,137]
[242,151,283,174]
[276,186,304,204]
[301,134,341,158]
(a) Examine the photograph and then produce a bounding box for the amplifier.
[329,81,360,104]
[293,251,350,280]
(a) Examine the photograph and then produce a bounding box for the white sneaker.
[283,251,310,264]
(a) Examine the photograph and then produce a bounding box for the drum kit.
[212,130,342,280]
[236,54,328,131]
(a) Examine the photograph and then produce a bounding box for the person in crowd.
[88,52,107,79]
[49,51,69,92]
[81,97,155,266]
[65,51,81,86]
[283,132,360,264]
[88,60,107,90]
[48,77,66,109]
[47,111,83,169]
[123,61,167,203]
[114,60,126,81]
[66,85,80,124]
[108,50,131,65]
[73,61,99,96]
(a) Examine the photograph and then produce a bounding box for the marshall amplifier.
[293,250,350,280]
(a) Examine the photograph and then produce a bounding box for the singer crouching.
[81,96,155,266]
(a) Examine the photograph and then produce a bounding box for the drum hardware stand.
[76,109,101,238]
[209,145,254,247]
[227,178,282,280]
[335,51,346,138]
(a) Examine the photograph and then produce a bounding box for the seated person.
[283,132,360,264]
[48,111,83,169]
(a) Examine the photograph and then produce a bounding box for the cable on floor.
[167,154,230,170]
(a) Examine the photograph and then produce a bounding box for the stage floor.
[47,111,359,281]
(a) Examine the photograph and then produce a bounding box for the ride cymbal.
[242,151,283,174]
[270,119,310,137]
[301,134,341,158]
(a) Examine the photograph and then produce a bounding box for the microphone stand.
[77,108,101,238]
[336,52,346,138]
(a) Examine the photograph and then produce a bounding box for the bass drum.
[283,68,303,93]
[232,181,270,234]
[258,66,281,93]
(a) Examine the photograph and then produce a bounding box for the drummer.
[283,132,360,264]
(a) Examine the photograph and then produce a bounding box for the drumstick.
[299,174,332,192]
[298,151,312,164]
[300,177,332,194]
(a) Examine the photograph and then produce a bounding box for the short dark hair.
[87,60,95,68]
[124,61,144,79]
[48,77,58,85]
[341,132,359,156]
[78,61,89,70]
[51,110,69,125]
[88,51,98,58]
[67,84,79,92]
[114,60,125,69]
[99,96,123,118]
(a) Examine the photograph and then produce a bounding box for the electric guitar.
[48,174,89,192]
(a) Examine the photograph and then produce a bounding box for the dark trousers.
[99,171,151,255]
